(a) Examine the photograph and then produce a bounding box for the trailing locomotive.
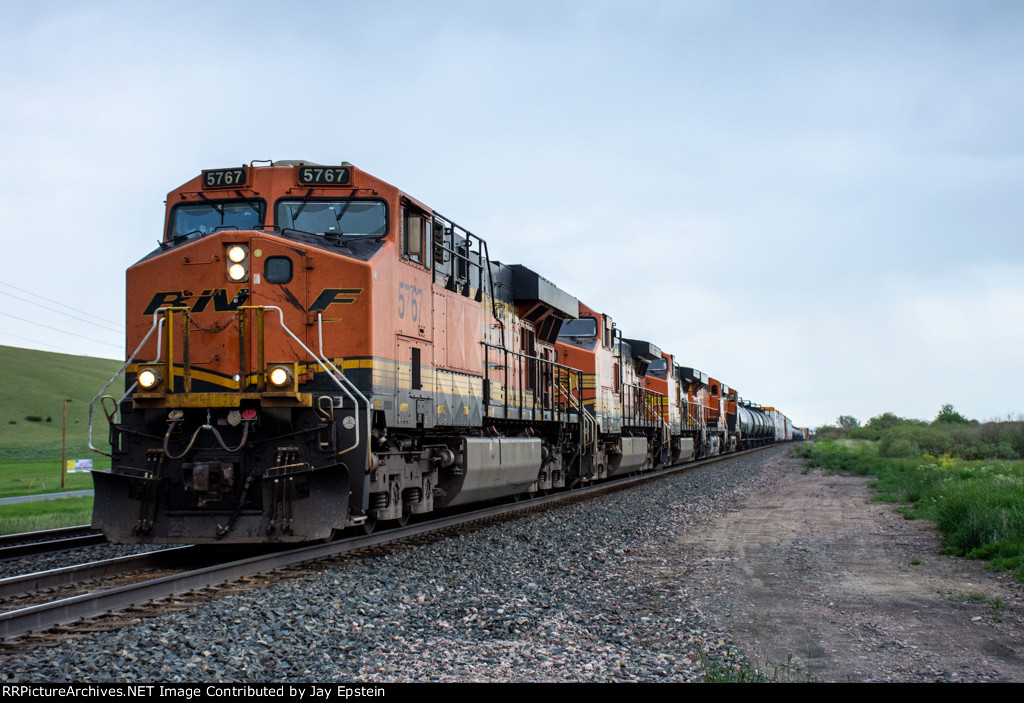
[89,160,795,544]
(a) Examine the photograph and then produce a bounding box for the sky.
[0,0,1021,429]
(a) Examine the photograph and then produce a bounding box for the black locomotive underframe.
[93,397,363,543]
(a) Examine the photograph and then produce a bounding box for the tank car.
[88,160,799,545]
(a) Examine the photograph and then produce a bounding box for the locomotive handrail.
[316,312,371,462]
[90,305,369,463]
[88,311,168,456]
[683,399,710,430]
[432,210,505,349]
[244,306,368,460]
[482,341,583,419]
[645,392,671,444]
[622,382,664,428]
[481,341,595,463]
[557,379,597,452]
[633,388,671,443]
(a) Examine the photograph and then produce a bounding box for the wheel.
[394,510,411,527]
[360,516,377,535]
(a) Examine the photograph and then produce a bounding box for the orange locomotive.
[90,160,793,544]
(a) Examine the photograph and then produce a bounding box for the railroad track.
[0,526,105,562]
[0,445,772,640]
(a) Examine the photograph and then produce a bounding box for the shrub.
[879,436,920,458]
[934,481,1024,557]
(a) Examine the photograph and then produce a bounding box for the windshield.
[169,201,264,239]
[276,199,387,237]
[558,317,597,337]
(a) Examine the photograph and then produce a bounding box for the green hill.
[0,345,123,461]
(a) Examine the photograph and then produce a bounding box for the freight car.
[89,160,795,544]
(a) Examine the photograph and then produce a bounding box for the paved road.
[0,490,94,505]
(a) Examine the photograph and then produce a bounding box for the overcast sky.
[1,0,1021,429]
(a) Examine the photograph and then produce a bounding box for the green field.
[0,344,122,462]
[0,345,120,532]
[0,497,93,535]
[0,461,97,534]
[0,459,95,498]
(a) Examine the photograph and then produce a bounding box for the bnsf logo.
[142,288,362,316]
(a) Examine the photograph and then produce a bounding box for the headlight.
[226,244,248,282]
[138,367,162,389]
[268,365,293,388]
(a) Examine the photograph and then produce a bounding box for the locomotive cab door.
[396,335,435,429]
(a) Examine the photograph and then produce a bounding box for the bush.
[879,437,920,458]
[935,481,1024,557]
[828,408,1023,461]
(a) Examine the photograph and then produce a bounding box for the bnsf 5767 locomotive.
[89,161,797,544]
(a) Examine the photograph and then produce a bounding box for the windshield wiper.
[169,228,205,242]
[196,192,225,217]
[333,196,357,231]
[281,227,319,238]
[290,189,315,222]
[233,189,263,221]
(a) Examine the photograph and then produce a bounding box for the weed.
[909,557,921,565]
[699,647,819,683]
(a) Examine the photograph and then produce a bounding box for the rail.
[0,444,779,640]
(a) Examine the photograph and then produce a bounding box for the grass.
[0,496,94,534]
[0,459,99,498]
[799,440,1024,581]
[699,647,819,683]
[0,460,99,534]
[0,344,122,462]
[0,344,115,533]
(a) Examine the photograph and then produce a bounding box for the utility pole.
[61,398,72,489]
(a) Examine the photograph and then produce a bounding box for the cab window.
[402,206,431,268]
[169,201,265,240]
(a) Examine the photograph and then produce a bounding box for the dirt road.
[669,448,1024,682]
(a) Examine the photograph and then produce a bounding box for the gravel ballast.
[0,447,784,682]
